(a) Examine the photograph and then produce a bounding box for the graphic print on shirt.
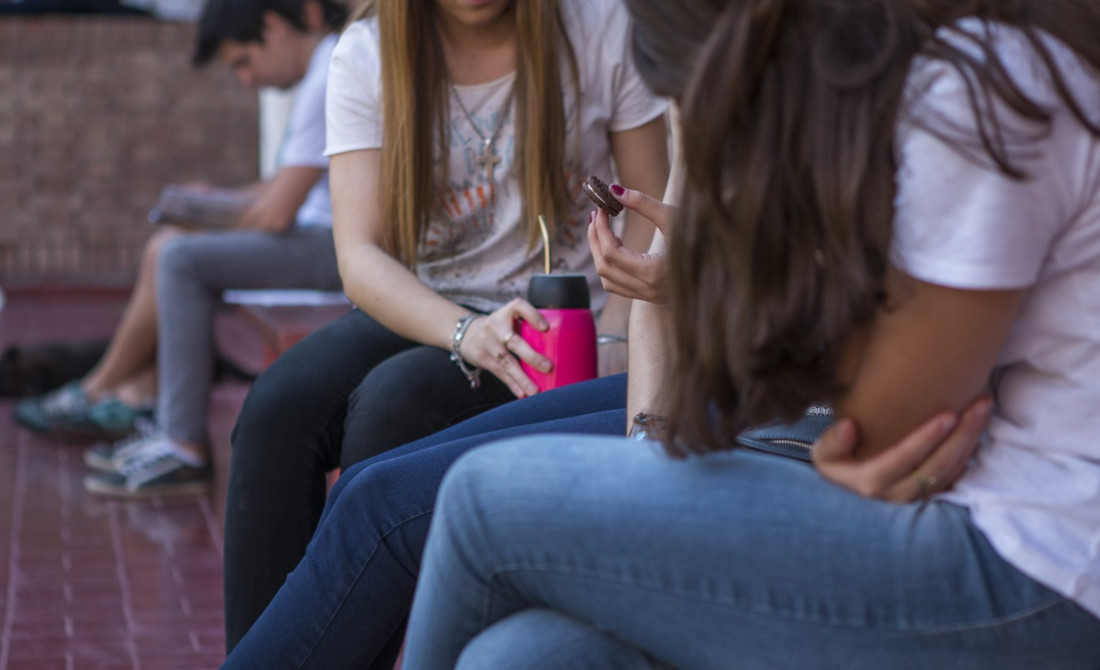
[422,93,587,266]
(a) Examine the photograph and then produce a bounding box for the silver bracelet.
[597,333,628,345]
[450,314,483,389]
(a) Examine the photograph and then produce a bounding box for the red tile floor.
[0,287,266,669]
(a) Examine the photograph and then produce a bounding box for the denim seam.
[487,564,1072,636]
[293,508,434,668]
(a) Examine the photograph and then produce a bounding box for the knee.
[327,460,435,562]
[156,234,202,286]
[434,441,529,522]
[349,361,432,418]
[232,362,319,456]
[140,226,185,280]
[343,362,447,458]
[336,459,416,519]
[457,609,651,670]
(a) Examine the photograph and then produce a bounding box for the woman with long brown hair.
[222,0,669,656]
[400,0,1100,666]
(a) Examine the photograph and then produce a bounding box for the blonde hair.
[355,0,580,268]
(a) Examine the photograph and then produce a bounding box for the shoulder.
[328,18,383,101]
[331,18,381,71]
[906,18,1100,123]
[558,0,630,59]
[299,33,339,96]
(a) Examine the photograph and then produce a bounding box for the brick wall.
[0,16,260,285]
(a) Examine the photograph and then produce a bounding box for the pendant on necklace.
[478,138,502,182]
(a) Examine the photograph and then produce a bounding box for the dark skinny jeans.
[222,374,628,669]
[224,308,517,651]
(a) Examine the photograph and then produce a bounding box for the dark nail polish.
[610,184,625,196]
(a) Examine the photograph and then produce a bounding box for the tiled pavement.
[0,288,263,669]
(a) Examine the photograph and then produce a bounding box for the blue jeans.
[403,436,1100,670]
[221,374,628,670]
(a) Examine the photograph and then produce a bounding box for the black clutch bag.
[735,405,834,462]
[631,405,834,462]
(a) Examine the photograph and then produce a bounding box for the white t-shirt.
[893,20,1100,618]
[325,0,667,313]
[282,33,337,228]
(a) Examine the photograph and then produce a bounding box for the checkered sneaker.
[83,436,212,498]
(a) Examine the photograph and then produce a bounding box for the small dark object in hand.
[582,175,623,217]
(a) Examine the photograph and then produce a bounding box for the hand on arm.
[813,394,993,502]
[235,165,324,233]
[812,269,1025,499]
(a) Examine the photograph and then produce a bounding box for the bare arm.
[625,230,672,431]
[329,149,550,398]
[596,115,670,376]
[235,165,325,232]
[831,269,1025,458]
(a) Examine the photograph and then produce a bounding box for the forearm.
[236,166,323,232]
[338,243,468,350]
[625,297,672,433]
[833,270,1024,457]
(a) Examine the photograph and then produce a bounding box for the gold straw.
[538,215,551,274]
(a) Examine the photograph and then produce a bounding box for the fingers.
[609,184,676,232]
[900,395,993,499]
[466,300,551,398]
[814,397,994,503]
[491,343,540,399]
[502,298,547,332]
[587,209,669,303]
[810,417,860,464]
[853,411,959,488]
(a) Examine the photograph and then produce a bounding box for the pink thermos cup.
[517,274,597,391]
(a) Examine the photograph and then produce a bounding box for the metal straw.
[538,215,551,274]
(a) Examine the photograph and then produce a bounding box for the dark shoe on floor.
[84,420,157,473]
[13,382,89,432]
[84,436,212,498]
[13,382,153,440]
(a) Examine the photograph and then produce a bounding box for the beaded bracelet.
[450,314,483,389]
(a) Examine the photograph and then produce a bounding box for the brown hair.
[353,0,580,268]
[639,0,1100,456]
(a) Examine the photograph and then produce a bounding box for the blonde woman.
[223,0,670,653]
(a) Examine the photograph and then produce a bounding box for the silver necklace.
[450,81,516,183]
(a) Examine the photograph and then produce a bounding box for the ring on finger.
[912,469,939,496]
[502,332,515,349]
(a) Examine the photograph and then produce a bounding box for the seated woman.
[222,0,671,652]
[401,0,1100,667]
[220,3,994,667]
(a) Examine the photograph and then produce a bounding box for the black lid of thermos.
[527,274,590,309]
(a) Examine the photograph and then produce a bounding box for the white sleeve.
[278,40,331,169]
[892,60,1079,290]
[602,2,667,132]
[325,21,384,157]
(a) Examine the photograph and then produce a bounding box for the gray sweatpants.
[154,225,342,447]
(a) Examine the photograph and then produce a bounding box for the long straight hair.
[354,0,580,268]
[649,0,1100,456]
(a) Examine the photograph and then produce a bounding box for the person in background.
[222,0,670,656]
[402,0,1100,667]
[15,0,347,498]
